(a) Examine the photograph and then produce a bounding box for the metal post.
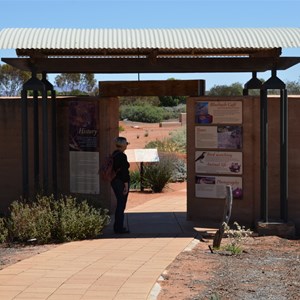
[140,162,144,192]
[51,90,57,198]
[21,90,29,198]
[280,89,288,222]
[33,90,39,191]
[42,88,49,193]
[260,89,268,222]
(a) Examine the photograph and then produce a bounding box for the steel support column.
[21,90,29,198]
[42,88,49,193]
[280,89,288,222]
[260,89,268,222]
[33,90,39,191]
[51,89,57,198]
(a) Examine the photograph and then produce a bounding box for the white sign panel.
[195,151,243,175]
[195,175,243,199]
[125,149,159,163]
[70,151,99,194]
[195,125,242,150]
[195,101,242,124]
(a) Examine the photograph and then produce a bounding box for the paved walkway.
[0,187,202,300]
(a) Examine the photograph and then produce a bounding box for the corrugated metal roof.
[1,28,300,52]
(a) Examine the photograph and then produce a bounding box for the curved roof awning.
[1,27,300,73]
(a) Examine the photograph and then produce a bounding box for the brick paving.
[0,188,200,300]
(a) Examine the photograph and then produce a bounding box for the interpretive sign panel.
[195,175,243,199]
[195,101,242,124]
[195,151,242,175]
[195,125,242,149]
[70,151,99,194]
[125,149,159,163]
[69,101,99,194]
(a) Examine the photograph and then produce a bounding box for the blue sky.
[0,0,299,89]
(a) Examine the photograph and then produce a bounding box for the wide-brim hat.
[115,137,129,147]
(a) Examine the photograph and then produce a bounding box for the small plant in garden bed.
[221,221,253,255]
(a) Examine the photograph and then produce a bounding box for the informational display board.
[194,99,243,199]
[195,101,242,124]
[125,148,159,163]
[195,151,243,175]
[69,101,99,194]
[195,175,243,199]
[195,125,242,149]
[70,151,99,194]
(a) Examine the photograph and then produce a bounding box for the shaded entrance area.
[1,27,300,233]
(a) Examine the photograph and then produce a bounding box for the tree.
[286,80,300,95]
[207,82,243,96]
[54,73,97,95]
[0,64,31,96]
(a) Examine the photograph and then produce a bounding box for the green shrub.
[120,104,165,123]
[0,218,8,243]
[52,196,110,242]
[129,170,142,190]
[145,126,186,154]
[143,155,174,192]
[119,96,160,106]
[171,156,187,182]
[6,194,110,244]
[160,104,186,119]
[7,195,55,243]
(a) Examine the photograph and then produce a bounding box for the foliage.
[119,96,160,106]
[0,218,8,243]
[207,82,243,96]
[7,195,55,243]
[170,156,187,182]
[286,80,300,95]
[5,194,110,244]
[129,170,143,190]
[54,73,96,95]
[120,104,165,123]
[52,196,110,242]
[143,154,174,192]
[162,104,186,119]
[222,222,253,255]
[145,126,186,154]
[0,64,31,96]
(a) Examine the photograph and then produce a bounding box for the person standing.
[111,137,130,234]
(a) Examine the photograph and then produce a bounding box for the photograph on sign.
[195,151,243,175]
[69,101,99,152]
[195,125,242,149]
[195,101,242,124]
[195,175,242,199]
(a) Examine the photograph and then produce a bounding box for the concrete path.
[0,187,201,300]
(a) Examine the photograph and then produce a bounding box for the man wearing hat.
[111,137,130,234]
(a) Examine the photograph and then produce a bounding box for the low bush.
[145,126,186,154]
[7,195,55,244]
[5,194,110,244]
[0,218,8,243]
[120,104,165,123]
[120,104,186,123]
[222,222,253,255]
[171,156,187,182]
[129,170,142,190]
[143,154,174,192]
[52,196,110,242]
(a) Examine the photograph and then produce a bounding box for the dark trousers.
[111,178,129,232]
